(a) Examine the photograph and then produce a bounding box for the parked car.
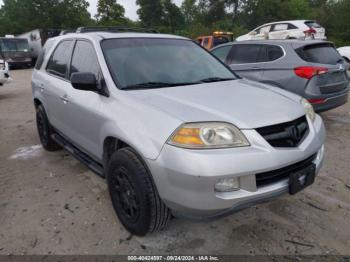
[212,40,349,112]
[0,59,11,86]
[197,31,234,50]
[0,37,32,68]
[236,20,326,41]
[17,29,61,64]
[337,46,350,77]
[338,46,350,63]
[32,29,325,236]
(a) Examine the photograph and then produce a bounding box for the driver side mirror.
[249,31,257,36]
[71,72,97,92]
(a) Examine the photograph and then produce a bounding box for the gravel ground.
[0,69,349,255]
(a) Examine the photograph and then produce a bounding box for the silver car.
[212,40,349,112]
[32,29,326,236]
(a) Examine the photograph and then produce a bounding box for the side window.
[35,40,55,70]
[212,45,232,62]
[70,41,101,79]
[227,44,264,64]
[288,23,298,30]
[35,49,45,70]
[203,38,210,48]
[212,36,229,48]
[258,25,271,34]
[272,24,288,31]
[266,45,284,61]
[46,40,74,78]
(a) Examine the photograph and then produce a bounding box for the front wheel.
[107,147,171,236]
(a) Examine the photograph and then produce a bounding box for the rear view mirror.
[70,72,97,92]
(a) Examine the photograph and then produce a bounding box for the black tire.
[107,147,171,236]
[36,105,61,151]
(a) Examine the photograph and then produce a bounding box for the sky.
[89,0,183,20]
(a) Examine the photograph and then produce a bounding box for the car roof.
[212,40,333,50]
[51,32,189,43]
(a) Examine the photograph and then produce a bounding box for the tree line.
[0,0,349,46]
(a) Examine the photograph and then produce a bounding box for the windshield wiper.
[198,77,236,83]
[124,81,200,90]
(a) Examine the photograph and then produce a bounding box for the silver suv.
[32,29,326,236]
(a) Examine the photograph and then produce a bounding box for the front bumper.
[146,115,326,219]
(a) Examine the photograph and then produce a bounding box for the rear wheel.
[107,147,171,236]
[36,105,61,151]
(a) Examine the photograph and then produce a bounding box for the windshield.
[0,39,29,52]
[101,38,236,89]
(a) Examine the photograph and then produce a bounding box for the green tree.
[95,0,126,25]
[0,0,92,35]
[162,0,184,32]
[181,0,198,24]
[136,0,164,27]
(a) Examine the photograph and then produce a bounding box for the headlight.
[301,98,316,122]
[167,122,250,149]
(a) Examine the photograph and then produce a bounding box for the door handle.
[60,94,69,104]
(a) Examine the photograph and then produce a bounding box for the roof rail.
[76,27,159,34]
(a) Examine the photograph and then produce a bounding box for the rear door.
[269,23,289,39]
[41,40,75,134]
[227,44,266,81]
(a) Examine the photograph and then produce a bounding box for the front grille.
[256,116,309,147]
[255,154,317,187]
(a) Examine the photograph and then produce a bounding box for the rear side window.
[288,23,298,30]
[35,49,45,70]
[70,40,101,79]
[35,40,55,70]
[296,43,342,65]
[212,45,231,62]
[266,45,284,61]
[305,21,321,28]
[46,40,74,78]
[227,44,264,64]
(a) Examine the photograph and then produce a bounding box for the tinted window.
[296,43,342,65]
[70,41,100,78]
[212,45,232,62]
[266,45,284,61]
[35,40,55,70]
[213,36,229,47]
[227,44,264,64]
[288,23,298,29]
[101,38,236,89]
[305,21,321,28]
[46,40,74,78]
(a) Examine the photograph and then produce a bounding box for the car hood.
[128,79,305,129]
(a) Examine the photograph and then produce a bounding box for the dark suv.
[212,40,349,112]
